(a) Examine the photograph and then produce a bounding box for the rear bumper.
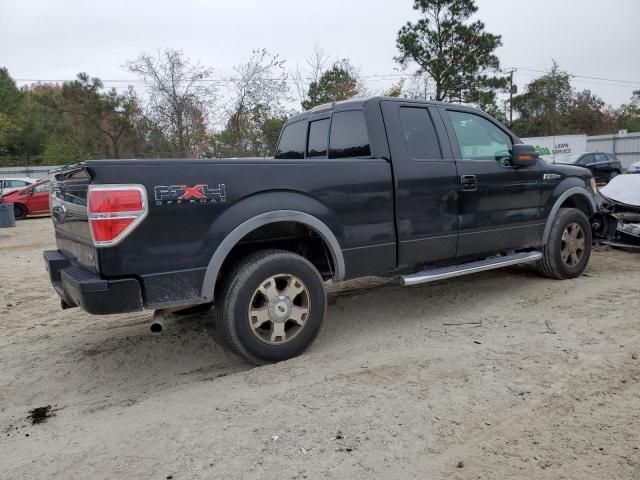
[43,250,144,315]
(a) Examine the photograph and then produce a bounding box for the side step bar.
[400,251,543,286]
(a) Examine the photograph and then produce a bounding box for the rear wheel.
[13,204,27,220]
[215,249,326,364]
[537,208,592,279]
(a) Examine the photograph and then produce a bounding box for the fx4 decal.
[154,184,227,205]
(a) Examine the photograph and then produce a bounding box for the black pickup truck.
[44,97,599,363]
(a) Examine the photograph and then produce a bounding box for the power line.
[506,67,640,86]
[12,73,414,84]
[511,70,638,89]
[12,66,640,90]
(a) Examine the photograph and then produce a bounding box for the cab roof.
[285,96,481,124]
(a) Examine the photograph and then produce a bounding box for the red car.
[0,180,51,220]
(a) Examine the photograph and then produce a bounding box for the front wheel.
[13,203,27,220]
[537,208,592,279]
[609,170,620,181]
[215,249,326,364]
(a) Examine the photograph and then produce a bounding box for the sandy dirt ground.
[1,218,639,480]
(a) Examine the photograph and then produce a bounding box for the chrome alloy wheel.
[560,222,585,267]
[248,274,311,345]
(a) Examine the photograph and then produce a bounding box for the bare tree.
[292,44,330,109]
[404,73,436,100]
[125,49,216,157]
[219,49,290,156]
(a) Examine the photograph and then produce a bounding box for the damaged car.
[594,174,640,250]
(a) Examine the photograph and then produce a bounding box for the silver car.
[629,161,640,174]
[0,177,38,195]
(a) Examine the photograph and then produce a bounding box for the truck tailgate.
[50,164,97,270]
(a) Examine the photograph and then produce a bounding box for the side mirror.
[511,144,539,168]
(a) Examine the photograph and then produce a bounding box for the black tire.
[609,170,620,181]
[215,249,326,364]
[13,203,27,220]
[537,208,592,279]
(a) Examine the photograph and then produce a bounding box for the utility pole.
[506,69,517,127]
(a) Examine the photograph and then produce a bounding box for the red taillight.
[88,185,147,246]
[89,189,144,213]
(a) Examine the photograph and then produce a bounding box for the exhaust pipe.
[150,310,165,333]
[150,320,163,333]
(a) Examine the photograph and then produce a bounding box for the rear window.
[276,121,306,159]
[6,180,29,188]
[307,119,330,158]
[329,111,371,159]
[399,107,442,159]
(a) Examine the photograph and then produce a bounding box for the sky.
[1,0,639,108]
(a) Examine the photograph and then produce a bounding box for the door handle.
[460,175,477,191]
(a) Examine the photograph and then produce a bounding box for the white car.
[0,177,38,195]
[629,161,640,174]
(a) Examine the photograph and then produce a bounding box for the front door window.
[447,110,513,167]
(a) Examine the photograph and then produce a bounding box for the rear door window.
[276,121,306,159]
[307,119,330,158]
[329,111,371,159]
[399,107,442,160]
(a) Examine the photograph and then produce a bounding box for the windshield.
[554,153,582,164]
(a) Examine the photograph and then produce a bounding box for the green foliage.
[210,115,285,158]
[467,76,509,123]
[616,102,640,133]
[395,0,506,106]
[0,68,21,115]
[42,134,87,165]
[384,80,405,98]
[53,73,137,158]
[615,90,640,132]
[302,60,360,110]
[261,118,285,155]
[511,62,621,136]
[0,113,21,155]
[0,69,141,164]
[566,90,616,135]
[13,85,74,158]
[511,62,573,136]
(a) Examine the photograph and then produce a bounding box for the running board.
[400,252,543,286]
